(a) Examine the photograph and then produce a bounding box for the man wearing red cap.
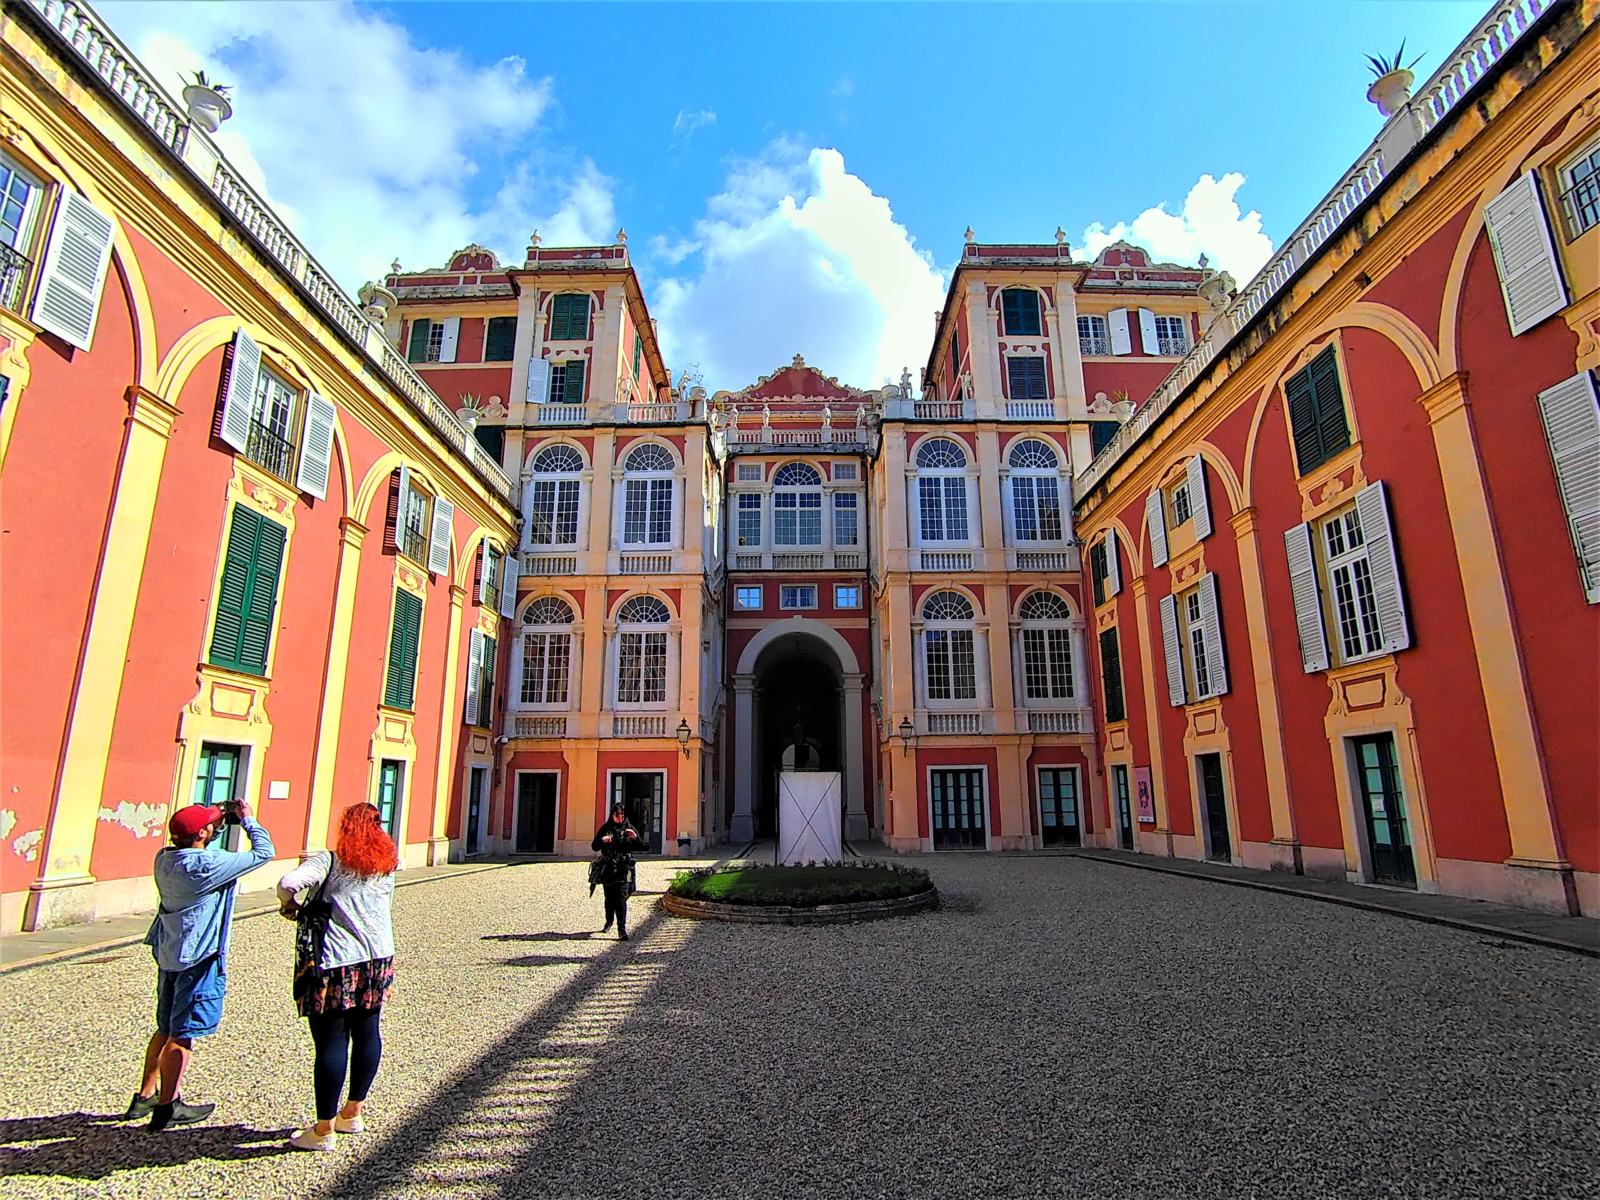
[124,798,274,1131]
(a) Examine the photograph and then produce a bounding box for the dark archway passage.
[753,639,841,838]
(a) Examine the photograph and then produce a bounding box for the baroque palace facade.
[0,0,1595,928]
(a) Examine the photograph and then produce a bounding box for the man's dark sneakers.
[147,1099,215,1131]
[618,929,630,941]
[601,920,613,933]
[122,1092,155,1120]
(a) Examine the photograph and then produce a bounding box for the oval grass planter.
[661,887,938,925]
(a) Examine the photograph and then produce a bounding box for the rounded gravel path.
[0,853,1595,1199]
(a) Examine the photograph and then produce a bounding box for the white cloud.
[671,108,717,145]
[651,145,946,392]
[101,1,610,286]
[1080,172,1274,285]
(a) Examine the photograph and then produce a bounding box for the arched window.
[1018,591,1075,701]
[1007,438,1064,543]
[526,444,583,547]
[914,438,970,543]
[922,590,977,702]
[621,443,675,547]
[519,596,574,706]
[616,595,670,705]
[773,462,823,547]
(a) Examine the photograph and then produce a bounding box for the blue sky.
[106,0,1488,391]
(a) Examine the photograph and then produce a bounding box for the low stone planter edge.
[659,887,939,925]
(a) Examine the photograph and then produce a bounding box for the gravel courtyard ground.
[1,853,1596,1200]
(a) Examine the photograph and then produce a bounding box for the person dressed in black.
[591,803,640,940]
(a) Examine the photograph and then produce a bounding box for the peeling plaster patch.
[99,801,169,839]
[12,830,41,862]
[0,809,15,840]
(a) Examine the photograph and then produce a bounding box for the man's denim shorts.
[155,955,226,1038]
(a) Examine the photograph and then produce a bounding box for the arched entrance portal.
[731,619,868,844]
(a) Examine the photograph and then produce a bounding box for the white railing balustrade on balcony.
[926,712,984,735]
[512,715,568,739]
[612,714,668,738]
[1027,710,1089,734]
[519,552,579,575]
[918,550,973,572]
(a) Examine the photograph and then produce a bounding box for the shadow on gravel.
[498,953,597,968]
[0,1112,292,1179]
[480,932,598,943]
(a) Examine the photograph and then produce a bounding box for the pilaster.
[1128,575,1174,855]
[305,517,369,853]
[427,583,470,864]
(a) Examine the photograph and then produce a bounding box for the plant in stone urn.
[456,394,483,431]
[1365,41,1424,117]
[182,70,233,133]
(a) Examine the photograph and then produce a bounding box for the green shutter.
[481,634,496,726]
[551,294,589,341]
[1099,628,1125,723]
[407,320,430,363]
[485,317,516,361]
[1285,368,1323,475]
[384,590,423,710]
[563,358,586,404]
[208,504,286,675]
[632,333,642,379]
[1310,351,1351,463]
[1002,288,1041,336]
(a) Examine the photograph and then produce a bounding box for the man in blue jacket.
[125,798,274,1131]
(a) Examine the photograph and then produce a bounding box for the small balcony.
[1080,335,1112,356]
[398,521,428,563]
[1005,546,1081,573]
[509,713,569,739]
[0,243,31,314]
[729,550,866,572]
[1156,336,1190,356]
[885,397,973,421]
[519,551,580,576]
[1025,709,1092,735]
[245,418,297,482]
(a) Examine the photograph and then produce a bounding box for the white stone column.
[842,673,869,840]
[730,673,757,842]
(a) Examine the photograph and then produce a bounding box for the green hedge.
[668,862,933,907]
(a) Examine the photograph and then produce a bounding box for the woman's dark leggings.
[602,881,629,933]
[308,1007,383,1121]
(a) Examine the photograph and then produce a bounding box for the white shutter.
[217,329,261,453]
[428,495,454,575]
[518,473,537,552]
[32,190,115,351]
[526,358,550,405]
[296,392,337,500]
[439,316,461,364]
[1146,490,1169,567]
[1105,528,1122,597]
[1198,572,1228,698]
[1536,372,1600,603]
[1137,308,1159,355]
[1354,481,1410,653]
[1483,173,1567,337]
[1187,455,1212,540]
[389,466,409,551]
[1108,308,1132,356]
[1283,523,1330,673]
[465,629,485,726]
[476,543,493,606]
[1159,594,1186,707]
[499,553,521,619]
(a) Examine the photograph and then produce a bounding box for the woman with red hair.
[276,802,398,1152]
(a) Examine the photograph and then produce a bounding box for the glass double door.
[1353,734,1416,888]
[931,769,986,850]
[1112,766,1134,850]
[610,772,664,854]
[1038,768,1080,847]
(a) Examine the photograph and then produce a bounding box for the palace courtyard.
[0,853,1595,1199]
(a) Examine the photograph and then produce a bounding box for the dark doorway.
[931,768,986,849]
[515,772,557,854]
[755,650,840,838]
[1352,734,1416,888]
[1113,766,1134,850]
[1197,753,1231,862]
[1038,768,1080,847]
[611,771,664,854]
[466,765,487,855]
[376,759,404,838]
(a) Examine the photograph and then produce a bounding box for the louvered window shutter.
[1198,573,1228,698]
[407,320,431,362]
[1310,352,1350,463]
[428,496,454,575]
[1106,528,1122,596]
[384,591,423,710]
[1186,455,1212,539]
[1098,628,1125,723]
[239,517,286,673]
[1536,371,1600,603]
[474,543,489,605]
[296,392,337,500]
[1090,542,1107,606]
[527,358,550,406]
[1283,522,1330,672]
[1285,369,1322,476]
[1109,308,1132,356]
[209,506,258,670]
[1159,594,1185,707]
[439,317,461,363]
[562,359,586,404]
[482,635,497,726]
[1146,491,1169,566]
[33,189,115,351]
[1137,309,1159,355]
[217,330,261,454]
[1484,172,1568,337]
[1354,481,1410,653]
[386,467,408,551]
[465,629,485,725]
[499,553,521,619]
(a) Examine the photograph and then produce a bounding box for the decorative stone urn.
[1366,68,1415,118]
[182,84,232,133]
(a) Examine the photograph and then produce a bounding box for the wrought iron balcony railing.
[0,242,32,314]
[245,417,296,481]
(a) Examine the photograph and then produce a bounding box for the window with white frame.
[735,492,762,547]
[1077,314,1111,356]
[526,444,583,546]
[615,595,669,705]
[833,491,860,547]
[1154,315,1190,355]
[1169,479,1193,527]
[1321,506,1385,662]
[780,584,817,610]
[519,596,573,707]
[0,155,41,252]
[1007,438,1063,542]
[773,462,823,546]
[914,438,970,543]
[1018,591,1075,702]
[1182,587,1212,699]
[832,462,858,481]
[736,462,763,482]
[834,584,861,609]
[621,443,675,547]
[548,359,586,405]
[1557,135,1600,240]
[245,363,300,480]
[734,586,763,610]
[921,590,978,702]
[1159,575,1228,706]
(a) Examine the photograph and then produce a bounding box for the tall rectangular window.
[384,589,424,711]
[1321,506,1385,661]
[528,479,580,546]
[1099,628,1125,723]
[484,316,516,361]
[520,631,571,705]
[550,293,590,340]
[1284,347,1351,476]
[1558,135,1600,239]
[1077,314,1111,356]
[774,492,822,546]
[1183,588,1212,699]
[918,477,968,542]
[209,504,287,676]
[1006,356,1048,400]
[834,491,859,547]
[1000,288,1042,336]
[736,492,762,547]
[548,359,586,405]
[1153,315,1190,355]
[617,632,667,704]
[624,478,674,545]
[376,760,404,836]
[1011,476,1062,541]
[925,629,977,700]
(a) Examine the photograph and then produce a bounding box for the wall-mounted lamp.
[898,716,915,756]
[676,718,693,757]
